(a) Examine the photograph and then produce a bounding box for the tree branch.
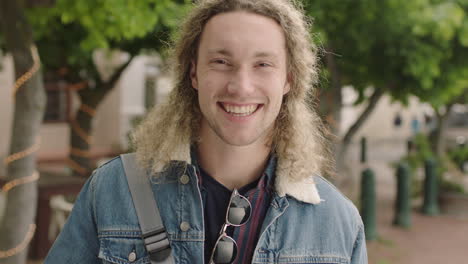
[342,87,385,145]
[324,46,342,92]
[105,55,135,89]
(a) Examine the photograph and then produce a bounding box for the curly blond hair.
[133,0,334,180]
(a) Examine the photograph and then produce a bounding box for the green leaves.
[20,0,191,82]
[27,0,190,52]
[411,2,464,43]
[460,19,468,46]
[304,0,468,109]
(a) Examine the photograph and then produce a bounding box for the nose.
[226,66,255,96]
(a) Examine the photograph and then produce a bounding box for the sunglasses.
[209,189,252,264]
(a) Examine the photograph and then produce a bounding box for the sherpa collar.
[183,146,322,205]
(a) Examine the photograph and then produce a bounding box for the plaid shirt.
[230,165,274,264]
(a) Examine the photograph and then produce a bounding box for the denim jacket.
[45,156,367,264]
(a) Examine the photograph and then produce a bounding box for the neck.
[196,137,270,191]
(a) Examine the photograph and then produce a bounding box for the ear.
[190,60,198,90]
[283,72,292,95]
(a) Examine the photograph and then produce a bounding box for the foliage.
[448,144,468,171]
[407,0,468,108]
[399,133,466,196]
[400,133,438,197]
[440,178,466,194]
[21,0,191,84]
[26,0,191,51]
[304,0,468,107]
[404,133,435,172]
[302,0,468,159]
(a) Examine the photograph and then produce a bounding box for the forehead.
[198,11,287,59]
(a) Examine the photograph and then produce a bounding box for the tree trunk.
[0,1,46,263]
[338,87,385,166]
[68,86,107,176]
[430,89,467,157]
[431,105,453,157]
[69,57,134,177]
[319,47,343,136]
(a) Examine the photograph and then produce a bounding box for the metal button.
[128,251,137,262]
[180,174,190,184]
[180,221,190,232]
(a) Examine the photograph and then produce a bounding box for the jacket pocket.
[277,255,349,264]
[98,235,150,264]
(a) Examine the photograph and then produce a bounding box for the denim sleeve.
[44,172,100,264]
[350,224,368,264]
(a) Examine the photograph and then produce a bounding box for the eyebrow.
[207,49,232,56]
[207,49,279,59]
[253,51,278,59]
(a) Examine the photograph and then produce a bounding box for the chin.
[219,133,264,147]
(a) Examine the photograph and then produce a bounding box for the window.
[43,81,71,123]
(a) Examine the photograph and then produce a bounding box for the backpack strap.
[121,153,175,264]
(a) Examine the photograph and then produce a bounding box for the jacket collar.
[182,145,322,205]
[274,168,322,204]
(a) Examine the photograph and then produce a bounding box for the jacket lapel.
[174,145,322,205]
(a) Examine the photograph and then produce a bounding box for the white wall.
[340,86,433,143]
[117,55,173,150]
[118,56,147,150]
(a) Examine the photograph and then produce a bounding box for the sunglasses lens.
[227,194,251,226]
[212,235,238,264]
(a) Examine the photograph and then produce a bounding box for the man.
[45,0,367,263]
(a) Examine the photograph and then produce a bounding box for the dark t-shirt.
[198,166,260,262]
[193,154,276,264]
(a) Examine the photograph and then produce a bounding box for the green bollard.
[422,159,440,215]
[393,162,411,228]
[360,168,377,240]
[360,137,367,164]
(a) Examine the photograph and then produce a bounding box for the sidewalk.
[341,139,468,264]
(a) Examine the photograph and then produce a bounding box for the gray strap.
[121,153,175,264]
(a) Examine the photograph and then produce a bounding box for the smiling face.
[190,11,290,147]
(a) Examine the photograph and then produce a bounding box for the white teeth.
[223,104,258,116]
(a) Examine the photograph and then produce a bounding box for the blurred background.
[0,0,467,263]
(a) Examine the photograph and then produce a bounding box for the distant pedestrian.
[394,112,403,128]
[411,116,420,135]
